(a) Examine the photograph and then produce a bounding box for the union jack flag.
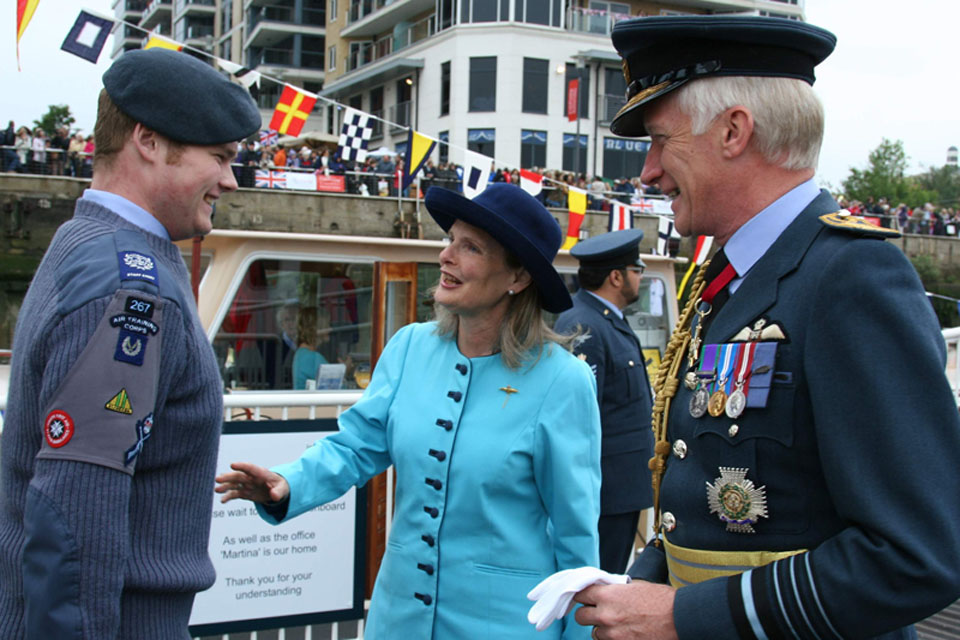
[255,169,286,189]
[259,129,279,146]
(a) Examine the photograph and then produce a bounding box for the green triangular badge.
[105,388,133,415]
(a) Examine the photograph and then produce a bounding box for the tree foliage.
[33,105,75,137]
[915,163,960,207]
[842,138,935,207]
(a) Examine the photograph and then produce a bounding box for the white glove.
[526,566,630,631]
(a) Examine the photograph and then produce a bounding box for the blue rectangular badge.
[114,329,148,366]
[117,251,159,284]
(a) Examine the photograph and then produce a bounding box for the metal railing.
[0,145,92,177]
[599,93,626,124]
[565,6,632,36]
[344,13,435,72]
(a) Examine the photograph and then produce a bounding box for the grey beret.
[103,48,261,145]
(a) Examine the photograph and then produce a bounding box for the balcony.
[115,0,148,19]
[345,13,433,73]
[184,23,215,48]
[140,0,172,29]
[175,0,216,22]
[247,5,325,48]
[653,0,803,17]
[342,0,434,39]
[388,101,411,134]
[598,94,625,125]
[565,6,632,37]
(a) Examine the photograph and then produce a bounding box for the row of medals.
[684,302,747,420]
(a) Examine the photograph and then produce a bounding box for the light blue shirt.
[81,189,170,240]
[584,289,623,319]
[724,179,819,293]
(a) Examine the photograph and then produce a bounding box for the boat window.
[214,258,374,392]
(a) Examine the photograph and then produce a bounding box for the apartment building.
[112,0,805,179]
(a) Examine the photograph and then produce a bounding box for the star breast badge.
[706,467,768,533]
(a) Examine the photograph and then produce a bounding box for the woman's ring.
[591,627,600,640]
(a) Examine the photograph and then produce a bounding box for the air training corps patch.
[105,388,133,415]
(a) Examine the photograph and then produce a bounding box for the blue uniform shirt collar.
[584,290,624,319]
[81,189,171,240]
[724,178,819,293]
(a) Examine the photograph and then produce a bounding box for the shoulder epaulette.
[818,210,901,238]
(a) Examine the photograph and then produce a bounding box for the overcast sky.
[3,1,956,190]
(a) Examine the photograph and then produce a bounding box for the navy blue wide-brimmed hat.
[571,228,646,270]
[611,15,836,136]
[425,184,572,313]
[103,48,261,145]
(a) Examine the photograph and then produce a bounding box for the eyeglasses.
[625,266,645,276]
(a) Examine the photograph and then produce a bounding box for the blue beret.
[103,49,261,145]
[571,229,645,269]
[610,15,836,136]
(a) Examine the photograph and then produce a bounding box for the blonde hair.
[433,284,576,370]
[675,76,824,170]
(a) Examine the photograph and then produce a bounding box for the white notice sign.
[189,426,363,634]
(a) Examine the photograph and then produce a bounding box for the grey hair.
[674,76,824,171]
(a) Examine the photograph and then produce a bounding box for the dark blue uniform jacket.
[555,289,654,515]
[630,190,960,639]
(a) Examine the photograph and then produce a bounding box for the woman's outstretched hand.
[215,462,290,504]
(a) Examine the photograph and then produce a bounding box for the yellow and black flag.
[402,130,437,192]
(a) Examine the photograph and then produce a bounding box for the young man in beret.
[570,15,960,640]
[554,229,654,575]
[0,49,261,638]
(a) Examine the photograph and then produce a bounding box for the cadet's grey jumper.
[0,199,224,639]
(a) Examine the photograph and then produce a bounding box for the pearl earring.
[508,290,515,296]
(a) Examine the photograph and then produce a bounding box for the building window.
[461,0,508,23]
[469,56,497,112]
[213,258,374,391]
[602,66,627,123]
[522,58,549,114]
[370,86,384,139]
[468,128,495,158]
[562,134,588,174]
[520,130,546,169]
[327,104,335,135]
[219,37,231,60]
[438,0,455,30]
[440,61,451,116]
[439,131,449,164]
[330,0,337,21]
[515,0,560,26]
[349,95,363,110]
[328,44,336,71]
[602,137,648,180]
[564,64,590,120]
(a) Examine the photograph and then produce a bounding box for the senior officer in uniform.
[571,15,960,640]
[554,229,654,574]
[0,50,259,639]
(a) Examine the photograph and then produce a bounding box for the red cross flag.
[269,85,317,136]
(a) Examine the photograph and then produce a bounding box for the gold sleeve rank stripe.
[818,211,901,238]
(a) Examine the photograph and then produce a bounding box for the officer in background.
[554,229,654,574]
[0,49,260,638]
[572,15,960,640]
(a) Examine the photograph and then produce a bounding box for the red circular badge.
[44,410,75,448]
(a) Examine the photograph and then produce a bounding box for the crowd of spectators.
[9,127,959,238]
[840,195,960,236]
[1,120,94,177]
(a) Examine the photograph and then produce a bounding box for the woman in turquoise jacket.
[217,184,602,639]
